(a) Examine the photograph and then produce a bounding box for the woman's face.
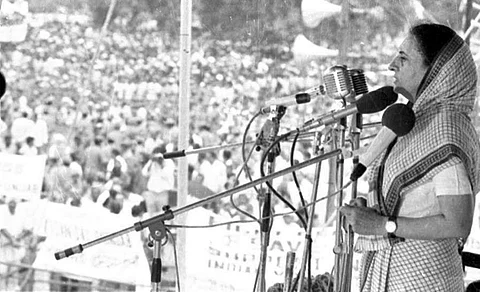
[388,35,429,103]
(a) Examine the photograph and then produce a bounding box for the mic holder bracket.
[134,206,174,233]
[148,206,173,242]
[255,105,286,154]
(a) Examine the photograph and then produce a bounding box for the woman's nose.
[388,58,398,71]
[388,61,395,71]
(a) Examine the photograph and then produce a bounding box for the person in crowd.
[141,145,175,216]
[74,111,93,143]
[65,152,85,206]
[79,176,106,209]
[186,164,214,207]
[18,136,38,156]
[198,151,227,194]
[339,23,480,291]
[31,110,49,154]
[222,149,234,178]
[105,147,129,183]
[97,179,123,211]
[0,199,25,291]
[126,139,149,195]
[105,196,123,215]
[47,133,72,163]
[0,134,17,154]
[70,135,86,170]
[107,122,125,148]
[196,124,214,147]
[118,139,140,193]
[83,135,107,182]
[10,111,35,149]
[118,188,144,218]
[43,156,73,204]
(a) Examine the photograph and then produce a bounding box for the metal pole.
[177,0,192,291]
[333,120,347,292]
[296,130,324,291]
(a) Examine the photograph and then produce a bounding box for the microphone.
[256,106,286,151]
[350,103,415,181]
[262,65,366,112]
[261,85,326,113]
[0,72,6,134]
[323,65,354,100]
[0,72,6,99]
[349,68,368,96]
[302,86,398,131]
[463,251,480,269]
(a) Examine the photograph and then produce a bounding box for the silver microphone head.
[323,65,353,100]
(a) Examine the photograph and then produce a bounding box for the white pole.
[177,0,192,291]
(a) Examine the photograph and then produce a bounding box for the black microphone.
[463,251,480,269]
[0,72,6,134]
[381,103,416,136]
[0,72,5,99]
[350,103,415,181]
[302,86,398,131]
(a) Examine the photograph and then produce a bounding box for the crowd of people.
[0,12,342,291]
[0,97,321,221]
[0,12,349,224]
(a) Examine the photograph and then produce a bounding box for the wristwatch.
[385,216,398,236]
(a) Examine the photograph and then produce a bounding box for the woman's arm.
[340,194,473,239]
[340,163,475,240]
[395,194,474,239]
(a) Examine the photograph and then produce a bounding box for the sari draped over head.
[355,33,480,291]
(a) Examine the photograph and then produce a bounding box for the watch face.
[386,220,397,233]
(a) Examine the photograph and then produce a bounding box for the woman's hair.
[410,23,457,67]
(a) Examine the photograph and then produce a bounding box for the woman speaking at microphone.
[339,23,480,291]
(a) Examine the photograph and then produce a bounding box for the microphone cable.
[289,129,310,225]
[165,229,182,292]
[234,110,263,224]
[259,130,308,230]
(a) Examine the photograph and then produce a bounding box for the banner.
[182,208,360,292]
[0,153,46,201]
[23,201,150,290]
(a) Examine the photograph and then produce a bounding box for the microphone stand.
[344,113,362,292]
[257,151,277,292]
[161,134,315,160]
[255,106,284,292]
[333,112,362,292]
[149,209,174,291]
[54,145,343,292]
[333,117,347,292]
[296,128,326,292]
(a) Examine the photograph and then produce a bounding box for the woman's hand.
[339,199,386,236]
